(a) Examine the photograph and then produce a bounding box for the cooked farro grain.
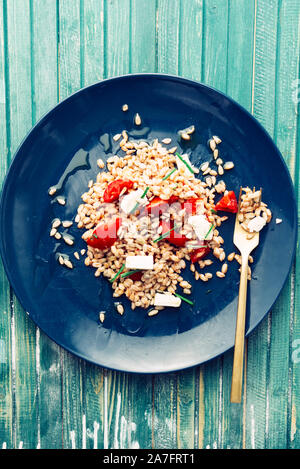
[238,187,272,233]
[64,259,73,269]
[99,311,105,322]
[48,186,57,196]
[52,218,61,229]
[57,196,66,206]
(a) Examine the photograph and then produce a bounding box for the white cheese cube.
[154,293,181,308]
[247,216,266,233]
[120,188,146,214]
[125,255,154,270]
[188,215,213,240]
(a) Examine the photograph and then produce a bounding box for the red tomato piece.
[145,196,179,216]
[182,198,202,215]
[128,271,143,281]
[86,217,122,249]
[160,220,188,247]
[215,191,238,213]
[103,179,134,203]
[190,246,210,263]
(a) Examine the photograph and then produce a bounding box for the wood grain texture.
[200,0,229,449]
[0,0,13,450]
[0,0,299,449]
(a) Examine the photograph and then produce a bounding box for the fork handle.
[230,255,249,403]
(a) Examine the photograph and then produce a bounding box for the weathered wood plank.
[30,0,62,449]
[178,0,203,81]
[200,0,229,449]
[221,0,255,449]
[74,0,106,450]
[270,0,300,449]
[82,0,104,85]
[5,0,38,449]
[126,0,157,449]
[59,0,81,101]
[58,0,85,449]
[105,0,130,78]
[97,0,154,450]
[176,0,204,449]
[157,0,180,76]
[243,0,275,444]
[0,0,13,450]
[153,0,181,449]
[131,0,156,74]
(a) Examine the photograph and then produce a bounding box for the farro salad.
[48,119,272,318]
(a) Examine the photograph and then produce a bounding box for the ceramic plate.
[0,74,297,373]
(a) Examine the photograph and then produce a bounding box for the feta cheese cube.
[188,215,213,240]
[154,293,181,308]
[120,188,146,214]
[247,216,266,233]
[125,255,154,270]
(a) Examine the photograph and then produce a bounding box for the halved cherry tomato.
[190,246,210,263]
[103,179,134,203]
[215,191,238,213]
[86,217,122,249]
[182,198,202,215]
[160,220,188,247]
[145,196,179,216]
[128,271,143,281]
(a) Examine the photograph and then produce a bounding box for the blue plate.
[0,74,297,373]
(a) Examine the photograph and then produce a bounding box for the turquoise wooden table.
[0,0,299,450]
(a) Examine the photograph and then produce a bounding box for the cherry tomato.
[215,191,238,213]
[145,196,179,216]
[128,271,143,281]
[86,217,122,249]
[103,179,134,203]
[182,198,202,215]
[160,220,188,247]
[190,246,210,263]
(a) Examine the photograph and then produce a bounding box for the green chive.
[121,269,141,279]
[153,223,179,243]
[211,209,218,214]
[129,186,150,215]
[141,186,150,198]
[175,152,194,174]
[204,224,214,240]
[174,293,194,306]
[110,263,125,283]
[162,167,177,181]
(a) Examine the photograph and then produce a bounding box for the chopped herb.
[174,292,194,306]
[162,167,177,181]
[92,233,98,239]
[204,224,214,240]
[110,263,125,283]
[129,186,150,215]
[142,186,150,198]
[211,209,218,214]
[121,269,141,279]
[175,152,194,174]
[153,223,179,243]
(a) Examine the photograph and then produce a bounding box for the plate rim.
[0,73,298,373]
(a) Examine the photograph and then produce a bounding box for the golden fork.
[230,187,261,404]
